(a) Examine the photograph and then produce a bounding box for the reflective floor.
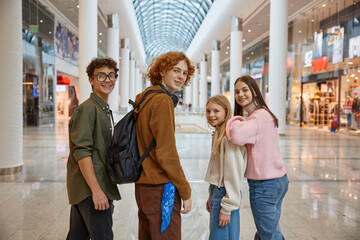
[0,115,359,240]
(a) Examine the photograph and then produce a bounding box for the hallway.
[0,116,359,240]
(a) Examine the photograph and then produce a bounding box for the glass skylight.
[133,0,215,63]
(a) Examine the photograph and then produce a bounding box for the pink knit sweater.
[226,108,286,180]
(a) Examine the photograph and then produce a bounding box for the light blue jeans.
[208,184,240,240]
[248,174,289,240]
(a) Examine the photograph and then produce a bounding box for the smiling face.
[161,60,188,93]
[234,80,254,108]
[89,66,116,103]
[206,102,226,128]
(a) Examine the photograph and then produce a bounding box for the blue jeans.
[208,184,240,240]
[248,174,289,240]
[347,113,352,127]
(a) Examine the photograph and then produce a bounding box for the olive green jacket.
[67,93,120,205]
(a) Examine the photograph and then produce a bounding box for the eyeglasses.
[94,72,117,82]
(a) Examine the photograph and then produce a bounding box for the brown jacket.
[134,85,191,200]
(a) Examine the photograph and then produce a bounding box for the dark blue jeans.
[347,113,352,127]
[248,174,289,240]
[66,196,114,240]
[208,184,240,240]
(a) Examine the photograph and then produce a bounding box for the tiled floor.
[0,115,359,240]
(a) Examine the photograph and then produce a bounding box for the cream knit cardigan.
[205,132,247,215]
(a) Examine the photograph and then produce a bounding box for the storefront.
[288,0,360,135]
[56,73,79,123]
[22,1,55,127]
[299,71,339,130]
[54,19,80,124]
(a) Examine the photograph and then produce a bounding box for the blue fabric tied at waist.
[161,182,176,233]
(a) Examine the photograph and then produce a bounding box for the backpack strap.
[129,99,136,108]
[134,89,165,166]
[135,89,165,110]
[138,139,156,167]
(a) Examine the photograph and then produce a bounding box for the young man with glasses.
[66,57,121,240]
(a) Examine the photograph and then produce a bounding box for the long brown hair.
[206,95,232,156]
[233,75,278,127]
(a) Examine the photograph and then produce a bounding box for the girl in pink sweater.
[226,75,288,240]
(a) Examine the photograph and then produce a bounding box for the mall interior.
[0,0,360,239]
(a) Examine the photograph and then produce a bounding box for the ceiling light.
[298,30,302,33]
[49,31,52,34]
[242,39,246,42]
[251,52,254,55]
[227,46,229,49]
[40,19,43,23]
[225,52,229,54]
[99,32,102,36]
[347,79,350,82]
[247,29,252,33]
[77,5,80,8]
[311,19,314,22]
[355,77,359,80]
[351,74,355,77]
[348,62,353,64]
[322,4,326,7]
[99,40,102,43]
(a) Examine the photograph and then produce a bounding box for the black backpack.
[107,89,164,184]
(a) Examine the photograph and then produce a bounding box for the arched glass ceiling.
[133,0,215,63]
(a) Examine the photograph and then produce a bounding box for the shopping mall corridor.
[0,115,359,240]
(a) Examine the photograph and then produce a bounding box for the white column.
[107,13,120,111]
[0,0,22,173]
[192,64,199,107]
[78,0,97,104]
[135,62,141,95]
[120,38,130,108]
[199,54,208,109]
[184,81,192,105]
[230,16,243,109]
[129,52,136,101]
[268,0,288,135]
[146,78,151,88]
[211,40,220,96]
[138,69,143,93]
[139,72,144,91]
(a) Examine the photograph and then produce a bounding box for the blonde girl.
[204,95,247,240]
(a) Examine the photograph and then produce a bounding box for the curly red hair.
[147,52,195,86]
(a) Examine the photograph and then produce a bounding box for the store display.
[307,91,336,127]
[303,79,337,129]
